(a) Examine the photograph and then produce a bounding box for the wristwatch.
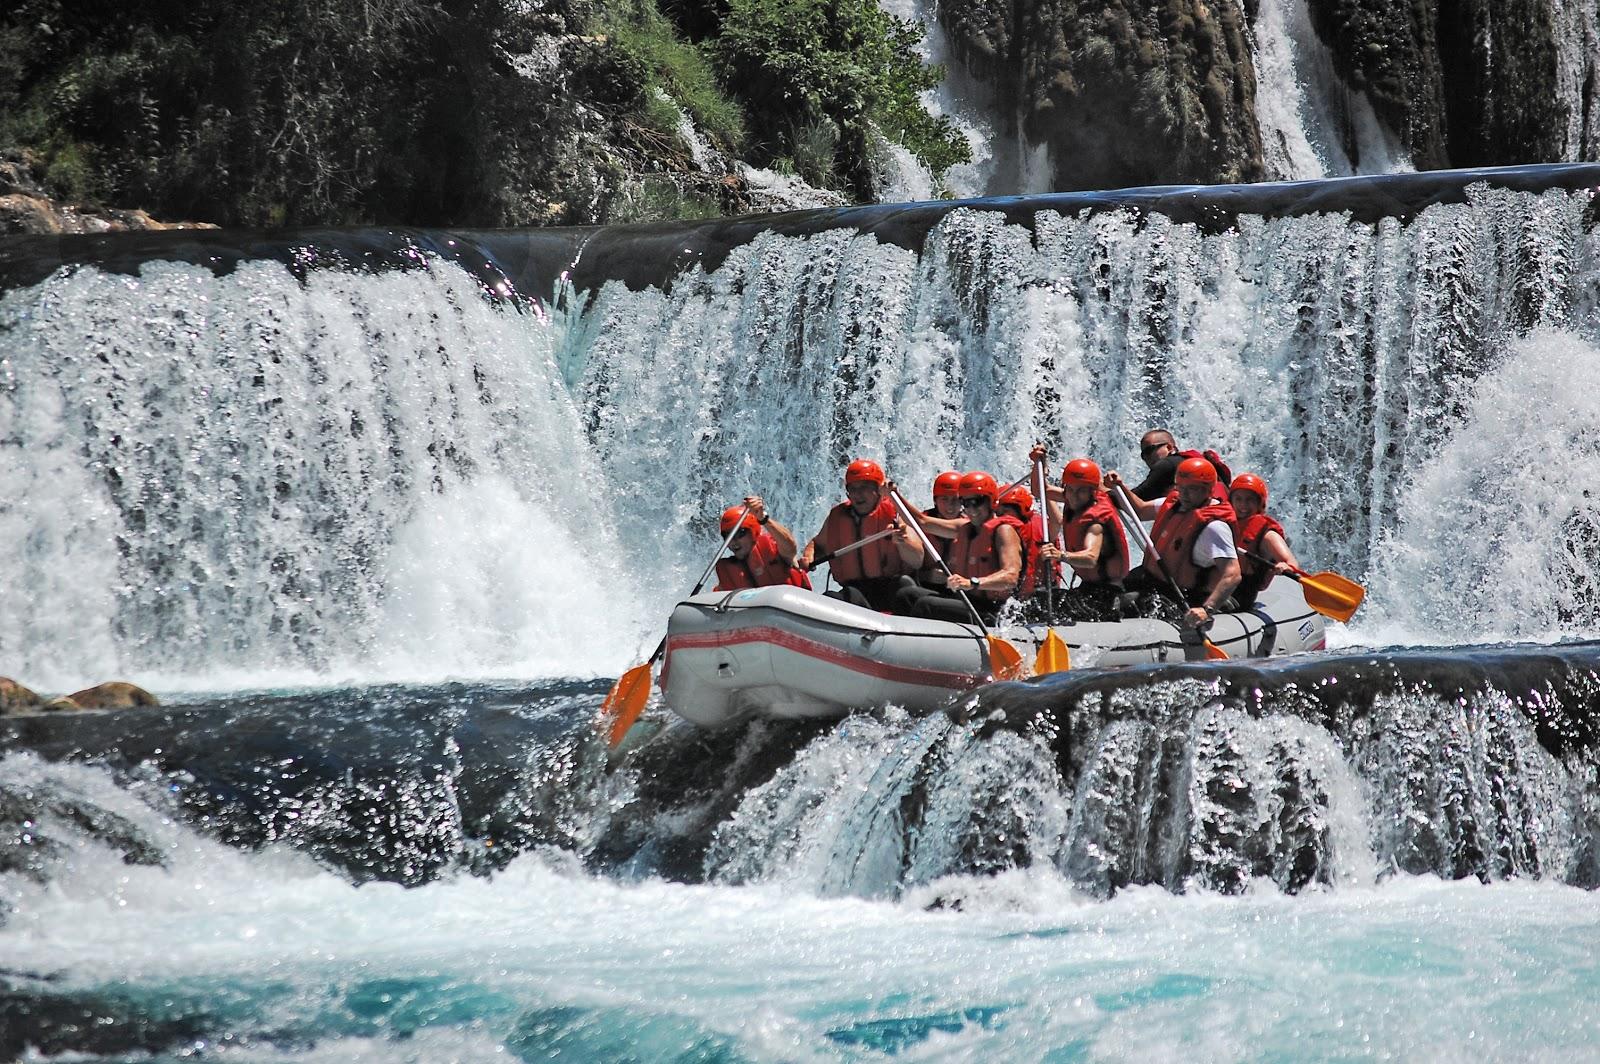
[758,514,770,525]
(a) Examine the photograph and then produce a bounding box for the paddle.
[1243,550,1365,623]
[1031,454,1069,674]
[1112,484,1229,661]
[888,487,1027,681]
[806,527,899,571]
[599,504,752,749]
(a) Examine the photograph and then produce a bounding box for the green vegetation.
[603,0,746,152]
[715,0,967,194]
[0,0,967,227]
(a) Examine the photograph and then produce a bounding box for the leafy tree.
[715,0,967,194]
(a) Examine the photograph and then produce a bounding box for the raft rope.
[694,600,1323,658]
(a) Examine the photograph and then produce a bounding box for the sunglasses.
[959,496,990,508]
[1140,442,1169,457]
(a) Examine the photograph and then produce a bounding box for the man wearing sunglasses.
[800,459,925,611]
[1124,428,1232,502]
[713,496,811,592]
[895,471,1023,622]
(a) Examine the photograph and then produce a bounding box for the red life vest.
[1016,512,1052,597]
[1237,513,1287,591]
[918,506,957,582]
[817,499,909,583]
[714,529,812,591]
[1176,448,1233,501]
[952,515,1022,602]
[1144,491,1238,596]
[1061,491,1130,585]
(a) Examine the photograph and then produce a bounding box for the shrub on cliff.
[714,0,967,195]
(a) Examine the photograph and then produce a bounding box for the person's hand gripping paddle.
[1111,483,1228,660]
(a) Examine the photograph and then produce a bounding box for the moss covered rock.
[1305,0,1571,169]
[941,0,1266,191]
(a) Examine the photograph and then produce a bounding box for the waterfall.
[0,258,646,690]
[1554,0,1600,162]
[1250,0,1413,179]
[639,646,1599,897]
[569,183,1600,641]
[3,174,1598,687]
[872,0,1054,199]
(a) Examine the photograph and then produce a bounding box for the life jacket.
[1016,511,1052,598]
[817,499,909,583]
[918,506,958,583]
[951,515,1023,602]
[1144,491,1238,598]
[714,529,812,592]
[1177,448,1233,501]
[1061,490,1130,585]
[1234,512,1287,604]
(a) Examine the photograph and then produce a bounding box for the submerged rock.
[0,679,41,715]
[63,683,160,711]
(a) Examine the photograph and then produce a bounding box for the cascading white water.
[2,181,1596,688]
[569,184,1600,641]
[1250,0,1413,179]
[691,660,1589,898]
[1367,330,1600,641]
[0,259,645,690]
[873,0,1054,200]
[1553,0,1600,163]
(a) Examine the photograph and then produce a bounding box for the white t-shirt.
[1192,520,1237,567]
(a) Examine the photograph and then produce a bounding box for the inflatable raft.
[660,580,1326,727]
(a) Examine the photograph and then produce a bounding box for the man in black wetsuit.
[1128,428,1184,501]
[1125,428,1231,502]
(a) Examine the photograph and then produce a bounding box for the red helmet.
[1061,458,1102,489]
[998,485,1034,517]
[845,458,886,486]
[1230,473,1268,505]
[957,471,999,503]
[1175,456,1218,487]
[932,471,962,499]
[719,506,759,536]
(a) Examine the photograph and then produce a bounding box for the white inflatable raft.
[660,580,1326,727]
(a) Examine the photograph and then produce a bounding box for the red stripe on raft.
[666,625,984,691]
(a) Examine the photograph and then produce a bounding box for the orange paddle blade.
[988,636,1029,680]
[599,662,654,749]
[1034,629,1071,674]
[1296,570,1366,623]
[1204,639,1230,660]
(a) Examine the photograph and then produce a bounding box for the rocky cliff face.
[940,0,1268,191]
[1304,0,1589,169]
[939,0,1599,191]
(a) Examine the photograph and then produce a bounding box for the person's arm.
[1062,524,1103,570]
[744,495,797,564]
[798,535,819,570]
[1184,521,1240,628]
[1261,529,1300,575]
[1104,472,1160,520]
[952,525,1021,594]
[917,513,967,537]
[892,519,925,569]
